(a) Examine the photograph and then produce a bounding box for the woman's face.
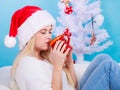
[34,25,53,51]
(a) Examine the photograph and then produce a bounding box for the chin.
[42,47,49,51]
[41,44,50,51]
[44,48,49,50]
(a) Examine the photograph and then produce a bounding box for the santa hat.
[4,6,56,50]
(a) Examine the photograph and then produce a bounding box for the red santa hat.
[4,6,56,50]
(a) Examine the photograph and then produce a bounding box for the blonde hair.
[11,36,35,78]
[11,35,75,89]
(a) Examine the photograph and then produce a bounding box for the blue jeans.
[78,54,120,90]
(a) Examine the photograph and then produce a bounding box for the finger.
[64,48,70,55]
[53,40,60,50]
[61,44,67,53]
[57,40,65,51]
[68,50,72,56]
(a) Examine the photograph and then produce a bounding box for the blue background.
[0,0,120,67]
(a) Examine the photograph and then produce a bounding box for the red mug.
[50,28,72,52]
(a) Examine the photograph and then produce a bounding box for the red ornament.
[90,32,96,45]
[64,6,73,14]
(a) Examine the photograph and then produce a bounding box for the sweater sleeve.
[15,57,52,90]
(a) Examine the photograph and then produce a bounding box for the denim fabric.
[78,54,120,90]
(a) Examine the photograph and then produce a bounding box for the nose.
[47,33,52,40]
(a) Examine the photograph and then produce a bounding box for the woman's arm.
[52,66,62,90]
[66,63,78,88]
[65,52,78,88]
[50,40,70,90]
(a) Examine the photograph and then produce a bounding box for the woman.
[4,5,120,90]
[4,6,77,90]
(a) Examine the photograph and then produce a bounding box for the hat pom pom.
[4,35,16,48]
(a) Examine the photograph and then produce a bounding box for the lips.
[46,41,50,45]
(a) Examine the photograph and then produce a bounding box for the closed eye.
[49,31,52,34]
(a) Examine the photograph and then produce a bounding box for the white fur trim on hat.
[4,35,16,48]
[17,10,56,50]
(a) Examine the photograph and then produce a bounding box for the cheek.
[34,37,43,47]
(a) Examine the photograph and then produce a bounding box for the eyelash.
[49,32,52,34]
[41,32,52,34]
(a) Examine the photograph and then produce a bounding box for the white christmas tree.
[53,0,112,62]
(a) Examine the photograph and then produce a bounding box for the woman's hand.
[50,40,70,70]
[65,50,74,69]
